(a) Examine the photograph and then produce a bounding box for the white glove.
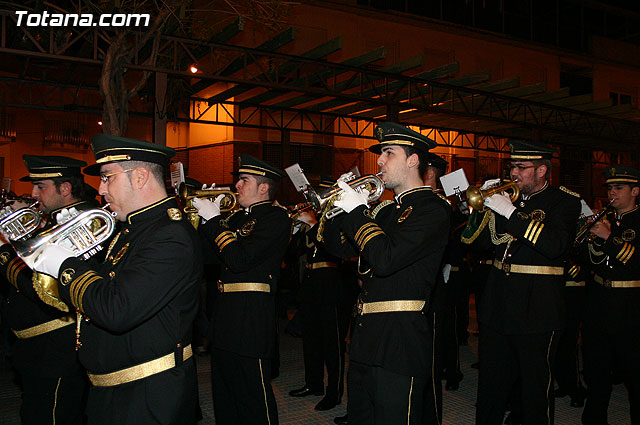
[31,244,76,278]
[192,196,221,221]
[333,181,369,214]
[480,178,501,190]
[484,192,516,219]
[202,183,216,190]
[442,264,452,283]
[56,207,79,224]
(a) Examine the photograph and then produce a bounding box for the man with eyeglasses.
[462,140,581,425]
[580,166,639,425]
[26,135,202,425]
[0,155,97,425]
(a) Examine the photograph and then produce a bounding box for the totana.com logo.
[15,11,150,27]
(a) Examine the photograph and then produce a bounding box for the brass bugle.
[465,181,520,212]
[13,206,116,262]
[574,201,614,245]
[0,201,42,241]
[178,183,238,213]
[307,173,385,220]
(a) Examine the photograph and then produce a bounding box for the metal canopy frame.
[1,10,639,154]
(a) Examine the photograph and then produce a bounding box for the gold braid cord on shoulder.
[32,272,69,312]
[371,200,394,219]
[488,211,515,246]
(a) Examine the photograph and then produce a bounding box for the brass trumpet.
[466,181,520,212]
[288,203,315,222]
[308,173,386,220]
[178,183,238,229]
[574,201,614,245]
[13,206,116,262]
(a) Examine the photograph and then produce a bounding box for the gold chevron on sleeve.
[69,271,102,312]
[530,222,544,245]
[215,231,236,250]
[617,243,635,264]
[524,220,536,240]
[568,264,580,278]
[354,222,377,244]
[355,224,383,248]
[7,258,26,289]
[359,230,384,251]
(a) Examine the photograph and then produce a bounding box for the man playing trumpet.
[580,165,640,425]
[0,155,97,425]
[463,140,581,425]
[321,122,451,424]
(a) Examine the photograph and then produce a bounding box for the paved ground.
[0,313,632,424]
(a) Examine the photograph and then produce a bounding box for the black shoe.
[315,395,340,411]
[333,414,349,424]
[289,386,324,397]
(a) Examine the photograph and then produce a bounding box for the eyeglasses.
[509,164,538,171]
[99,168,138,183]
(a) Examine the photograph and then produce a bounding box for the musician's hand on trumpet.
[31,243,75,278]
[588,215,611,241]
[483,192,516,219]
[192,196,222,222]
[333,180,370,214]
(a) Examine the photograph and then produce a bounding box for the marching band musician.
[580,166,640,425]
[0,155,96,425]
[25,136,202,425]
[193,154,290,425]
[462,140,581,425]
[289,176,349,412]
[321,122,450,424]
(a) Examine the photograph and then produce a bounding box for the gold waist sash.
[357,300,425,315]
[493,260,564,276]
[593,274,640,288]
[565,281,585,287]
[217,282,270,293]
[307,261,337,270]
[88,344,193,387]
[12,315,75,339]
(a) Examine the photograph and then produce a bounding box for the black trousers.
[424,310,443,425]
[20,373,87,425]
[347,360,426,425]
[582,318,640,425]
[476,325,559,425]
[300,298,347,399]
[554,286,585,396]
[211,348,279,425]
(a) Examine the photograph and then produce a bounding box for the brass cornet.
[465,181,520,212]
[13,207,116,263]
[574,201,615,245]
[0,202,42,241]
[178,183,238,229]
[309,173,386,220]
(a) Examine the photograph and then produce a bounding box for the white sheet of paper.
[580,199,594,217]
[285,163,311,192]
[440,169,469,197]
[170,162,184,189]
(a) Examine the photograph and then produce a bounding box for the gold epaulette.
[371,200,394,219]
[436,192,451,206]
[559,186,581,198]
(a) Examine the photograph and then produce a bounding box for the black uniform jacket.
[323,187,450,378]
[56,197,202,376]
[0,200,95,378]
[465,183,581,334]
[200,200,291,359]
[583,205,640,327]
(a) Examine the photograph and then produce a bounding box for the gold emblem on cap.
[167,208,182,221]
[375,126,384,140]
[622,229,636,242]
[0,252,9,265]
[531,209,546,221]
[60,268,75,286]
[112,243,130,265]
[239,219,256,236]
[397,206,413,223]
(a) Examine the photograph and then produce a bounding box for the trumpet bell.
[177,183,238,229]
[466,181,520,212]
[0,206,42,241]
[309,174,385,220]
[13,207,116,262]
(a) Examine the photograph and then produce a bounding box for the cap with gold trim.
[507,139,555,160]
[425,152,448,173]
[19,155,87,182]
[232,154,285,181]
[83,134,175,176]
[603,165,640,185]
[369,122,437,154]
